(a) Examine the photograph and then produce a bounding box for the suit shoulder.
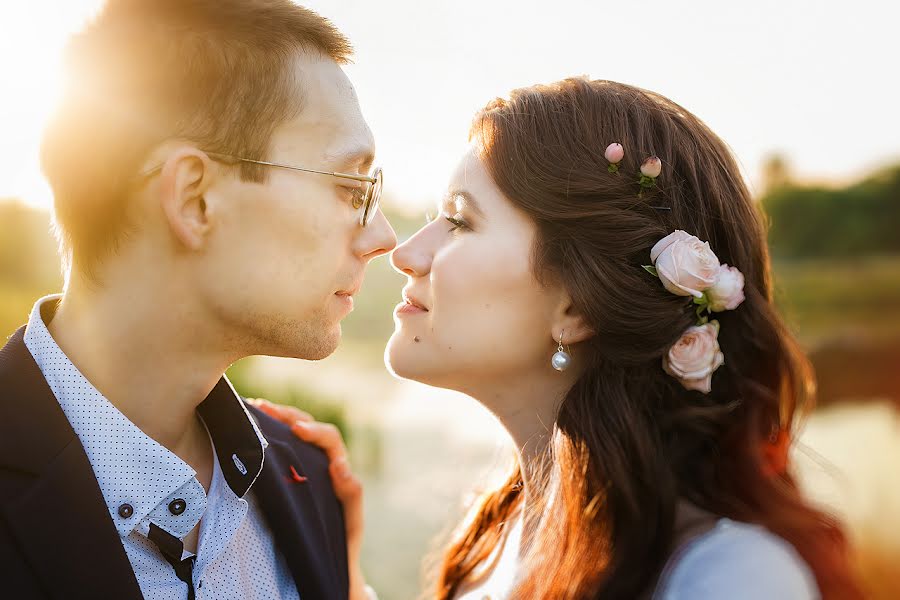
[245,403,331,474]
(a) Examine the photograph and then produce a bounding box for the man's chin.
[260,322,341,361]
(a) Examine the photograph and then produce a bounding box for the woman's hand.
[246,398,372,600]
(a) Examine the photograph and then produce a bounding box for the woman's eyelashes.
[445,213,470,233]
[424,209,471,233]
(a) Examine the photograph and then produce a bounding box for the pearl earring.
[551,331,572,372]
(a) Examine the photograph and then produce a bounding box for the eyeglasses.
[140,152,383,227]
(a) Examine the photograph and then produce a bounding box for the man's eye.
[346,187,366,209]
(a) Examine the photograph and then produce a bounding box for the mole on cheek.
[414,336,420,343]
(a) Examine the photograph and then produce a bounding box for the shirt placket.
[192,449,251,597]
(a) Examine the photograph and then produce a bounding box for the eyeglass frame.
[139,151,383,227]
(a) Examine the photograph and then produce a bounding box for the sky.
[1,0,897,214]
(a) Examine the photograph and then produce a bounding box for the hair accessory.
[638,156,662,196]
[551,330,572,371]
[642,230,746,393]
[604,143,624,173]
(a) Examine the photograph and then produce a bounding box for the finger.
[330,457,363,504]
[291,421,347,463]
[329,457,363,545]
[251,398,314,425]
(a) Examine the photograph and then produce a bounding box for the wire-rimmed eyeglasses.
[141,151,383,227]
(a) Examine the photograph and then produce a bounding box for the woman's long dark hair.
[436,78,862,599]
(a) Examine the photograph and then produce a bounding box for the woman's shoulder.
[655,518,820,600]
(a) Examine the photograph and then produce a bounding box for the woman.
[255,78,862,599]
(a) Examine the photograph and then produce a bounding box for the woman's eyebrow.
[443,189,484,217]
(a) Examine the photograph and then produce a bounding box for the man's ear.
[157,148,216,250]
[550,291,595,346]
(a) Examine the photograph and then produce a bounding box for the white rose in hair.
[707,264,746,312]
[650,230,720,298]
[663,321,725,394]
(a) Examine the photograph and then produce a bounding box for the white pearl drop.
[551,350,571,371]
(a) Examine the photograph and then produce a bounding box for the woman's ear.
[551,291,595,345]
[157,147,216,250]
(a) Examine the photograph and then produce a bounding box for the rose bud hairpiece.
[605,142,624,173]
[638,156,662,197]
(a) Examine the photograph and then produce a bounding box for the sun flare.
[0,1,104,208]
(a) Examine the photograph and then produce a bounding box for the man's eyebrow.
[324,144,375,172]
[443,189,484,217]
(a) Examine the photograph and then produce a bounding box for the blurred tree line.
[2,161,899,405]
[761,156,900,259]
[0,200,62,337]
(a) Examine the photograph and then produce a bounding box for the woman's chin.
[384,334,432,383]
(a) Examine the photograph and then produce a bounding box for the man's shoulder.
[244,402,332,476]
[0,326,28,386]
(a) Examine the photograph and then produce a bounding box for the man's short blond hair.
[40,0,353,278]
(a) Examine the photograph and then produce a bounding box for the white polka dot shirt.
[24,295,301,600]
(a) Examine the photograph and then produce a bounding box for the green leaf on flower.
[638,174,656,189]
[642,265,658,277]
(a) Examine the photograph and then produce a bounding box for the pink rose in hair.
[663,321,725,394]
[640,156,662,178]
[604,143,624,163]
[707,264,745,312]
[650,230,720,298]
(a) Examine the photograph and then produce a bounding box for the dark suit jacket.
[0,326,349,599]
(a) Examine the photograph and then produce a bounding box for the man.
[0,1,396,598]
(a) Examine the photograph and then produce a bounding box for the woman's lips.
[395,299,427,316]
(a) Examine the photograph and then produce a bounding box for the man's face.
[195,54,397,360]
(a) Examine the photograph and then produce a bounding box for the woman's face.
[386,149,564,394]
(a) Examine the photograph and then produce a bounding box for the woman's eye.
[445,214,470,233]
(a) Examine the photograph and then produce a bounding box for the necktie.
[148,522,196,600]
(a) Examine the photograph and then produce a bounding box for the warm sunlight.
[0,3,898,600]
[0,1,104,208]
[2,1,898,213]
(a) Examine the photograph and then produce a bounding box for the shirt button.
[117,503,134,518]
[168,499,187,515]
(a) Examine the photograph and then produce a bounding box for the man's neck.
[47,279,236,461]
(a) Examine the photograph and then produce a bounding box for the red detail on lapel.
[289,465,308,483]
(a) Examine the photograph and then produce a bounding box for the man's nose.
[357,208,398,262]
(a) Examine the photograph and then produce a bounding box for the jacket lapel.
[252,437,341,600]
[0,328,142,600]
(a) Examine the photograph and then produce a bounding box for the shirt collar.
[23,294,268,534]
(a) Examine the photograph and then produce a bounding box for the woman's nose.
[390,224,433,278]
